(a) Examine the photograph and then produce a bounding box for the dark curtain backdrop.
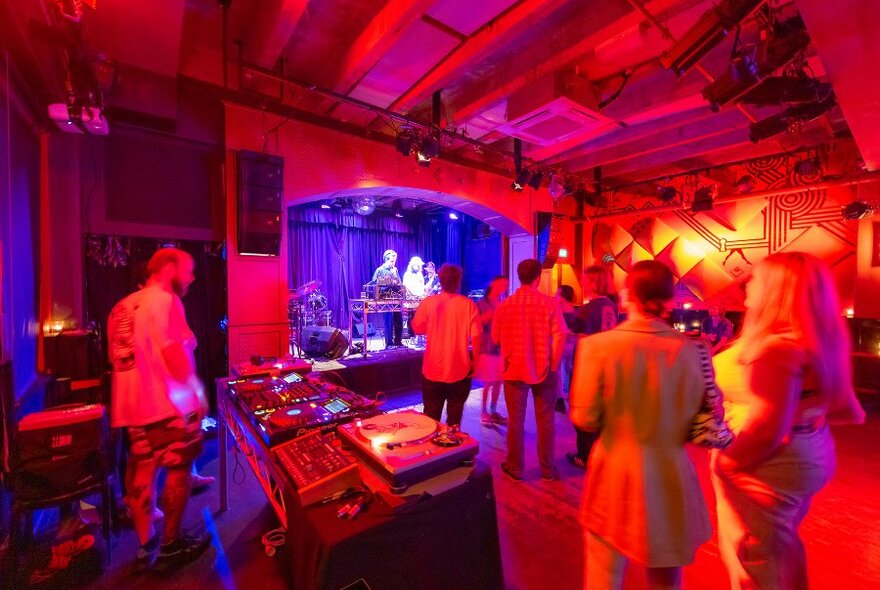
[84,235,228,402]
[288,209,465,328]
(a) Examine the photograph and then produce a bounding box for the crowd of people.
[109,248,866,588]
[408,253,866,590]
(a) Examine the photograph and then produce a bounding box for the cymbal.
[291,279,322,299]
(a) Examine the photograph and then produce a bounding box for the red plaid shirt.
[491,286,567,384]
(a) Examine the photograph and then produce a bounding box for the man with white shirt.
[410,264,481,426]
[108,248,210,572]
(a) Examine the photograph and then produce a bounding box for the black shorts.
[127,412,203,468]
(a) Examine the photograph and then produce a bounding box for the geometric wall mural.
[585,155,869,311]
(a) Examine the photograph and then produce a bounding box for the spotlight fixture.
[740,76,833,107]
[794,154,820,176]
[735,174,755,194]
[662,0,765,76]
[657,185,678,202]
[353,195,376,216]
[448,211,459,221]
[558,248,569,259]
[417,132,441,167]
[320,202,332,209]
[396,127,415,156]
[842,201,874,221]
[549,174,565,200]
[512,169,531,192]
[392,199,404,218]
[527,171,544,191]
[702,15,812,111]
[692,185,716,212]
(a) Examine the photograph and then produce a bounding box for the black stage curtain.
[84,235,228,403]
[288,209,464,329]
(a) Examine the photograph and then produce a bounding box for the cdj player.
[228,372,380,446]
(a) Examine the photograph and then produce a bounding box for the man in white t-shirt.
[410,264,481,425]
[108,248,210,572]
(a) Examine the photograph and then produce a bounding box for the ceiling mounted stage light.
[353,195,376,216]
[657,186,678,202]
[512,169,531,192]
[396,127,415,156]
[320,202,332,209]
[528,171,544,191]
[735,174,755,194]
[549,174,565,200]
[702,15,812,112]
[692,185,717,212]
[417,132,441,167]
[448,211,459,220]
[842,201,874,221]
[794,154,820,176]
[392,199,404,218]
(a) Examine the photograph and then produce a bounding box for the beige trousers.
[711,425,835,590]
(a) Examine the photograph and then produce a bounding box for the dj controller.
[227,372,379,446]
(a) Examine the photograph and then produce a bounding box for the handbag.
[688,340,734,449]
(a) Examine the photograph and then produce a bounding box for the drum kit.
[288,279,333,357]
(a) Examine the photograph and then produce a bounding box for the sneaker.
[154,532,212,574]
[481,413,493,426]
[500,462,523,482]
[135,536,159,573]
[191,472,215,491]
[555,398,567,414]
[566,452,587,470]
[490,412,507,425]
[541,467,560,482]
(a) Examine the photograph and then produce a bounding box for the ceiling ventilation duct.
[498,70,612,147]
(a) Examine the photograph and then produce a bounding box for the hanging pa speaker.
[238,150,283,256]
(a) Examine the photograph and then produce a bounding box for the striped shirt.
[491,286,567,384]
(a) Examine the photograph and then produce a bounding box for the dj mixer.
[227,372,379,446]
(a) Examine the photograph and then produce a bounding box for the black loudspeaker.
[536,212,564,269]
[302,327,349,359]
[238,150,283,256]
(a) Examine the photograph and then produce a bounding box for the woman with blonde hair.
[571,260,711,589]
[712,252,865,589]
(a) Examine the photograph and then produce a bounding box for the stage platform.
[309,344,424,397]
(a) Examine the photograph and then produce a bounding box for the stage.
[309,342,425,397]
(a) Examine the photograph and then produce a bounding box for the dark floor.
[7,392,880,590]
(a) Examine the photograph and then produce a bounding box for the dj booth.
[217,371,504,590]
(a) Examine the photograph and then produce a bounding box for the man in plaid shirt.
[491,258,567,481]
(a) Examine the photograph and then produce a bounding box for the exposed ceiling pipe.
[578,173,880,220]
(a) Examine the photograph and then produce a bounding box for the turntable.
[336,411,479,493]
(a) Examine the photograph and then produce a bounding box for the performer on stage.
[403,256,427,299]
[424,261,441,296]
[372,249,403,348]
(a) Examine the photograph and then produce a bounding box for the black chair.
[8,403,117,576]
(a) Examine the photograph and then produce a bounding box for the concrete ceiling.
[1,0,868,188]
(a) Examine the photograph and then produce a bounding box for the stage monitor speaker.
[238,150,283,256]
[302,327,349,359]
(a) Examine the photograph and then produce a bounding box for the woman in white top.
[711,252,865,589]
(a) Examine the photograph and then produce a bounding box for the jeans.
[504,371,558,477]
[384,312,403,346]
[422,376,473,426]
